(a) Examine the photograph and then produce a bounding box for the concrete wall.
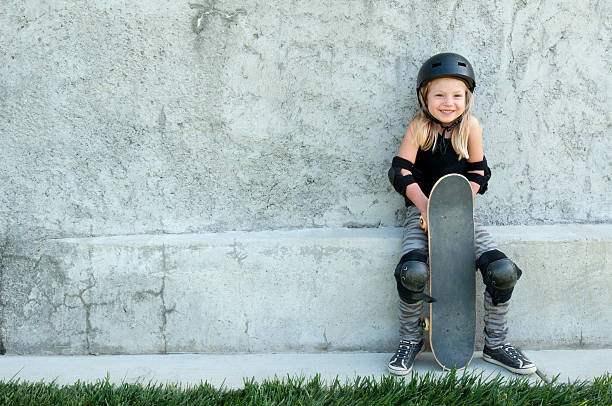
[1,0,611,354]
[2,0,611,238]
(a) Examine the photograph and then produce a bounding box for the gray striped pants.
[398,206,509,347]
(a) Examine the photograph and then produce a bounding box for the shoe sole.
[482,353,537,375]
[388,345,425,376]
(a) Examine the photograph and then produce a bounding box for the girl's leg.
[474,218,508,347]
[389,206,428,376]
[483,290,509,347]
[475,219,536,374]
[399,299,424,341]
[398,206,429,341]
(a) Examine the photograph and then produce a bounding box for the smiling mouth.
[440,109,455,114]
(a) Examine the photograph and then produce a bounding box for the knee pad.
[394,250,435,303]
[477,250,522,305]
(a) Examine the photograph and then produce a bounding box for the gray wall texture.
[2,0,611,239]
[1,1,611,354]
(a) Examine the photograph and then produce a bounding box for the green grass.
[1,371,610,405]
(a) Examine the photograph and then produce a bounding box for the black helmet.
[416,53,476,92]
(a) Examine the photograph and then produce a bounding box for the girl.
[387,53,537,376]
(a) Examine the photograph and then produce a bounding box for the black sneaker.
[483,343,537,375]
[388,339,424,376]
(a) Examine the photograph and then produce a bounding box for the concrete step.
[2,225,611,355]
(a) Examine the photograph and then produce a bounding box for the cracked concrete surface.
[158,248,176,354]
[74,276,99,355]
[0,226,610,355]
[0,241,169,355]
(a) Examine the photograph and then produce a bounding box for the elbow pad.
[388,156,416,197]
[466,156,492,194]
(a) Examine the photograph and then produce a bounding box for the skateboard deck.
[426,173,476,370]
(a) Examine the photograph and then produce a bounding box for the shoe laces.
[501,344,522,360]
[395,340,419,359]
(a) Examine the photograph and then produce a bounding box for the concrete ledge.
[3,225,611,355]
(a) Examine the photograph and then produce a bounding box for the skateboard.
[421,174,476,371]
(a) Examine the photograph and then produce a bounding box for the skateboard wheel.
[421,317,429,331]
[419,216,425,230]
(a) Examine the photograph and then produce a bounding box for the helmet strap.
[440,118,461,138]
[421,105,463,136]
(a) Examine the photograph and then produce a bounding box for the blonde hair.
[413,79,474,160]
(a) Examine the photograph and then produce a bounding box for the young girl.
[387,53,537,376]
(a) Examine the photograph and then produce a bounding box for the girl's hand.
[469,180,481,197]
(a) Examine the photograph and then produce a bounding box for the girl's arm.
[398,123,429,216]
[466,116,485,197]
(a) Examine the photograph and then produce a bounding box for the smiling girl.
[386,53,537,376]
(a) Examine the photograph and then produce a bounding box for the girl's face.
[425,77,468,125]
